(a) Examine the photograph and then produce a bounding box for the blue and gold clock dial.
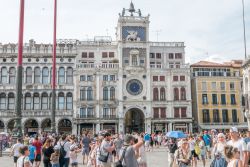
[122,26,146,41]
[126,79,143,95]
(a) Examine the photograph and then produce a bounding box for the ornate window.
[34,67,41,83]
[42,67,49,84]
[58,92,64,110]
[87,87,93,101]
[110,87,115,100]
[103,87,109,101]
[8,93,15,110]
[174,88,179,100]
[41,92,48,110]
[26,67,32,83]
[131,55,138,66]
[66,67,73,84]
[58,67,65,84]
[180,87,186,100]
[33,93,40,109]
[9,67,16,84]
[25,93,32,110]
[153,88,159,101]
[1,67,7,84]
[0,93,6,109]
[66,92,73,110]
[160,87,166,101]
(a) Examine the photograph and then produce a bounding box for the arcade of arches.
[3,118,73,135]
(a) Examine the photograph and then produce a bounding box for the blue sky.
[0,0,249,63]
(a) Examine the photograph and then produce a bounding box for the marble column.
[118,119,124,133]
[96,123,100,133]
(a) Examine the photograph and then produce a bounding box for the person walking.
[17,146,32,167]
[28,140,36,165]
[99,132,115,167]
[224,145,243,167]
[119,134,144,167]
[42,139,54,167]
[227,127,248,167]
[33,136,43,167]
[167,138,178,167]
[58,134,71,167]
[81,133,91,165]
[10,138,23,167]
[174,139,192,167]
[50,146,60,167]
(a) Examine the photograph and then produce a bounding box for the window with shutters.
[102,52,108,58]
[89,52,94,58]
[160,76,165,81]
[153,76,158,81]
[173,76,178,81]
[82,52,87,58]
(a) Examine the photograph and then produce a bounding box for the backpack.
[194,143,201,155]
[59,142,67,160]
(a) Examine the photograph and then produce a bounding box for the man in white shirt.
[10,138,23,167]
[227,127,248,167]
[57,134,71,167]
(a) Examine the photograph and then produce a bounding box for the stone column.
[96,123,100,133]
[118,118,124,134]
[189,123,193,133]
[168,122,172,131]
[72,123,77,135]
[145,119,151,134]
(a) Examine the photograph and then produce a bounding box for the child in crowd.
[50,146,60,167]
[69,145,81,167]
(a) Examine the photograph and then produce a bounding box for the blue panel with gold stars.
[122,26,146,42]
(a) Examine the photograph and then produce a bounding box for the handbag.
[98,147,109,163]
[114,147,128,167]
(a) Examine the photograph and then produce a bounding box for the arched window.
[1,67,7,84]
[103,87,109,101]
[153,88,159,101]
[0,93,6,109]
[25,93,32,110]
[58,92,64,110]
[33,93,40,109]
[34,67,41,83]
[9,67,16,84]
[66,67,73,84]
[58,67,65,84]
[42,67,49,84]
[160,87,166,101]
[8,93,15,110]
[26,67,32,84]
[132,55,138,66]
[66,92,73,110]
[41,92,48,110]
[174,88,179,100]
[110,87,115,100]
[180,87,186,100]
[87,87,93,101]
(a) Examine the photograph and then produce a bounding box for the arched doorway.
[0,120,4,132]
[24,119,39,136]
[41,119,51,132]
[125,108,145,133]
[7,119,15,133]
[58,119,72,134]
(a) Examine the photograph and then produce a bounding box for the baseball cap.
[230,127,238,133]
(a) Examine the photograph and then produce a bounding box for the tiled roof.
[191,60,243,68]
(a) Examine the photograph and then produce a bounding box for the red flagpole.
[51,0,57,133]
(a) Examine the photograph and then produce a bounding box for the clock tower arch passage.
[125,108,145,133]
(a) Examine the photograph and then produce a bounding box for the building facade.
[0,3,192,135]
[191,60,248,131]
[242,59,250,130]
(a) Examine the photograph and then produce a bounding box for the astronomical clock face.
[122,26,146,42]
[126,79,143,95]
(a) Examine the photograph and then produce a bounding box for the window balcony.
[0,110,73,117]
[101,115,117,119]
[76,114,95,119]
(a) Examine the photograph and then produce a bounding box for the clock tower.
[116,2,152,134]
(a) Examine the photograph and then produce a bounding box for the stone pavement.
[0,147,211,167]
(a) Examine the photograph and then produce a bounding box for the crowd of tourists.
[8,127,250,167]
[167,127,250,167]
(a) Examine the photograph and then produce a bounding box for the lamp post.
[14,0,25,138]
[51,0,57,133]
[242,0,247,59]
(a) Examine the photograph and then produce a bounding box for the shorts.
[82,148,90,155]
[200,154,205,160]
[30,159,34,164]
[205,145,211,152]
[145,141,150,147]
[191,150,198,158]
[71,162,78,166]
[14,156,18,163]
[35,154,41,161]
